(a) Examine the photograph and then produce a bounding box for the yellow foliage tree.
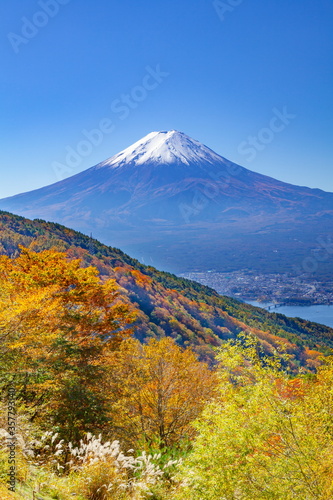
[105,337,217,449]
[175,335,333,500]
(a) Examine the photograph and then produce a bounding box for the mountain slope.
[1,131,332,274]
[1,210,332,370]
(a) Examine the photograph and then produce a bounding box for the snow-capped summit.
[0,129,332,275]
[96,130,225,169]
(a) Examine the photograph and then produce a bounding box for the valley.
[179,269,333,305]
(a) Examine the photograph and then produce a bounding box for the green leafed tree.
[175,335,333,500]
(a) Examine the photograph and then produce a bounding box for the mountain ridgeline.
[0,131,332,275]
[1,210,332,370]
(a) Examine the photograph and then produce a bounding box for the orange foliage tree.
[0,247,136,441]
[105,336,217,449]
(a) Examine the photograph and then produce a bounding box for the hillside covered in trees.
[1,210,333,369]
[1,210,333,499]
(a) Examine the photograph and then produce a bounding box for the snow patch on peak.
[97,130,226,169]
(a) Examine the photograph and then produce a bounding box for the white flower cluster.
[68,433,179,487]
[26,431,180,495]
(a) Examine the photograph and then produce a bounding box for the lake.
[246,302,333,329]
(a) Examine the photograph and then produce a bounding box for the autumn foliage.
[0,247,136,440]
[105,337,217,448]
[175,337,333,500]
[1,243,333,499]
[0,247,216,447]
[1,211,332,371]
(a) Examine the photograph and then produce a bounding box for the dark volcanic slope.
[1,131,332,273]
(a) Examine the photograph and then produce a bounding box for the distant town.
[178,270,333,306]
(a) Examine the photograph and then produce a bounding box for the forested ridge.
[1,210,332,368]
[1,210,333,499]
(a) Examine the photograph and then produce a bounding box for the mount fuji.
[1,130,333,273]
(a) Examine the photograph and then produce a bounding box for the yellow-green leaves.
[176,336,333,500]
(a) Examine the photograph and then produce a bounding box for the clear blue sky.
[1,0,332,198]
